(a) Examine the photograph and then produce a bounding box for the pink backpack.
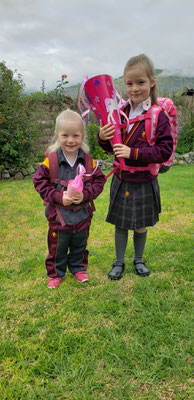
[124,97,178,175]
[156,97,178,172]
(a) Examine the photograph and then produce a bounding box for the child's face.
[56,119,84,157]
[124,64,156,109]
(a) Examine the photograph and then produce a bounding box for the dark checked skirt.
[106,174,161,230]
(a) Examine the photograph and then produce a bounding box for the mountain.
[65,70,194,99]
[113,70,194,97]
[154,69,194,95]
[65,84,80,99]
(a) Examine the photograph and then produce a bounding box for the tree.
[0,61,36,170]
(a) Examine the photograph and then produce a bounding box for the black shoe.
[108,262,125,280]
[134,259,150,276]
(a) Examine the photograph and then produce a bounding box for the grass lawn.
[0,164,193,400]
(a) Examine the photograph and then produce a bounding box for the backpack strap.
[127,105,161,146]
[113,159,158,176]
[55,202,92,227]
[84,152,94,183]
[47,152,59,183]
[105,106,161,179]
[42,152,58,206]
[47,151,95,186]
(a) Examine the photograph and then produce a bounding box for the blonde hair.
[47,108,89,153]
[124,54,158,105]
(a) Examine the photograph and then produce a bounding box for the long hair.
[124,54,158,105]
[47,108,89,154]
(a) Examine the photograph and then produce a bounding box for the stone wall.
[0,152,194,180]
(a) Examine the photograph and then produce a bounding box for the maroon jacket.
[33,148,106,232]
[98,110,173,183]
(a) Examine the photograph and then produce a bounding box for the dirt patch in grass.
[155,213,193,234]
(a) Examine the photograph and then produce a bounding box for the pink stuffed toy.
[66,164,86,197]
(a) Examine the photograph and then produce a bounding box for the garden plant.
[0,62,42,172]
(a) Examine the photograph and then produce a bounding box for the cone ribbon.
[78,74,127,170]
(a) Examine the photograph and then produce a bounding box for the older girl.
[98,54,173,279]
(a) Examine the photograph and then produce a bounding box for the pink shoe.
[74,271,89,283]
[48,277,63,288]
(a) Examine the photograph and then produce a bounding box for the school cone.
[78,74,125,170]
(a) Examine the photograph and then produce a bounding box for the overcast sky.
[1,0,194,92]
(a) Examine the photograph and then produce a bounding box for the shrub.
[0,61,40,170]
[25,91,46,107]
[87,123,112,160]
[176,111,194,153]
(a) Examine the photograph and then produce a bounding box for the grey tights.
[115,227,147,263]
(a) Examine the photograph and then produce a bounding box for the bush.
[25,91,46,107]
[0,61,41,170]
[177,111,194,153]
[172,94,194,154]
[87,123,112,160]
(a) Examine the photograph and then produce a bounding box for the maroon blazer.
[33,148,106,232]
[98,110,173,183]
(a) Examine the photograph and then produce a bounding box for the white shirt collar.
[126,96,152,115]
[63,150,78,167]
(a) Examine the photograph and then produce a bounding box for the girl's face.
[124,64,156,109]
[56,119,84,157]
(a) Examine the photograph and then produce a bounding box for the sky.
[1,0,194,92]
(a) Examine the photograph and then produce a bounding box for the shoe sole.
[48,285,62,288]
[108,275,123,280]
[48,282,62,288]
[134,270,150,277]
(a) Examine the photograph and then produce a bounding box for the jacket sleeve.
[97,134,113,153]
[33,159,63,204]
[129,111,173,164]
[82,162,106,203]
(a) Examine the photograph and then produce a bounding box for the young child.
[33,109,106,288]
[98,54,173,280]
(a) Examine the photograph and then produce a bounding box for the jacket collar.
[57,147,85,166]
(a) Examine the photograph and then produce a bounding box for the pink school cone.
[84,74,125,169]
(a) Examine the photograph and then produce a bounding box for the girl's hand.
[62,191,73,206]
[99,120,115,141]
[71,192,84,204]
[113,144,131,159]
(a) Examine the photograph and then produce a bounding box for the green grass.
[0,164,193,400]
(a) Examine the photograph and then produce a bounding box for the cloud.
[1,0,193,91]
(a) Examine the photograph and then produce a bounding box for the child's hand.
[62,191,73,206]
[99,120,115,141]
[113,144,131,159]
[71,192,84,204]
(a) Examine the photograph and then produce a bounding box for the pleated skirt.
[106,174,161,230]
